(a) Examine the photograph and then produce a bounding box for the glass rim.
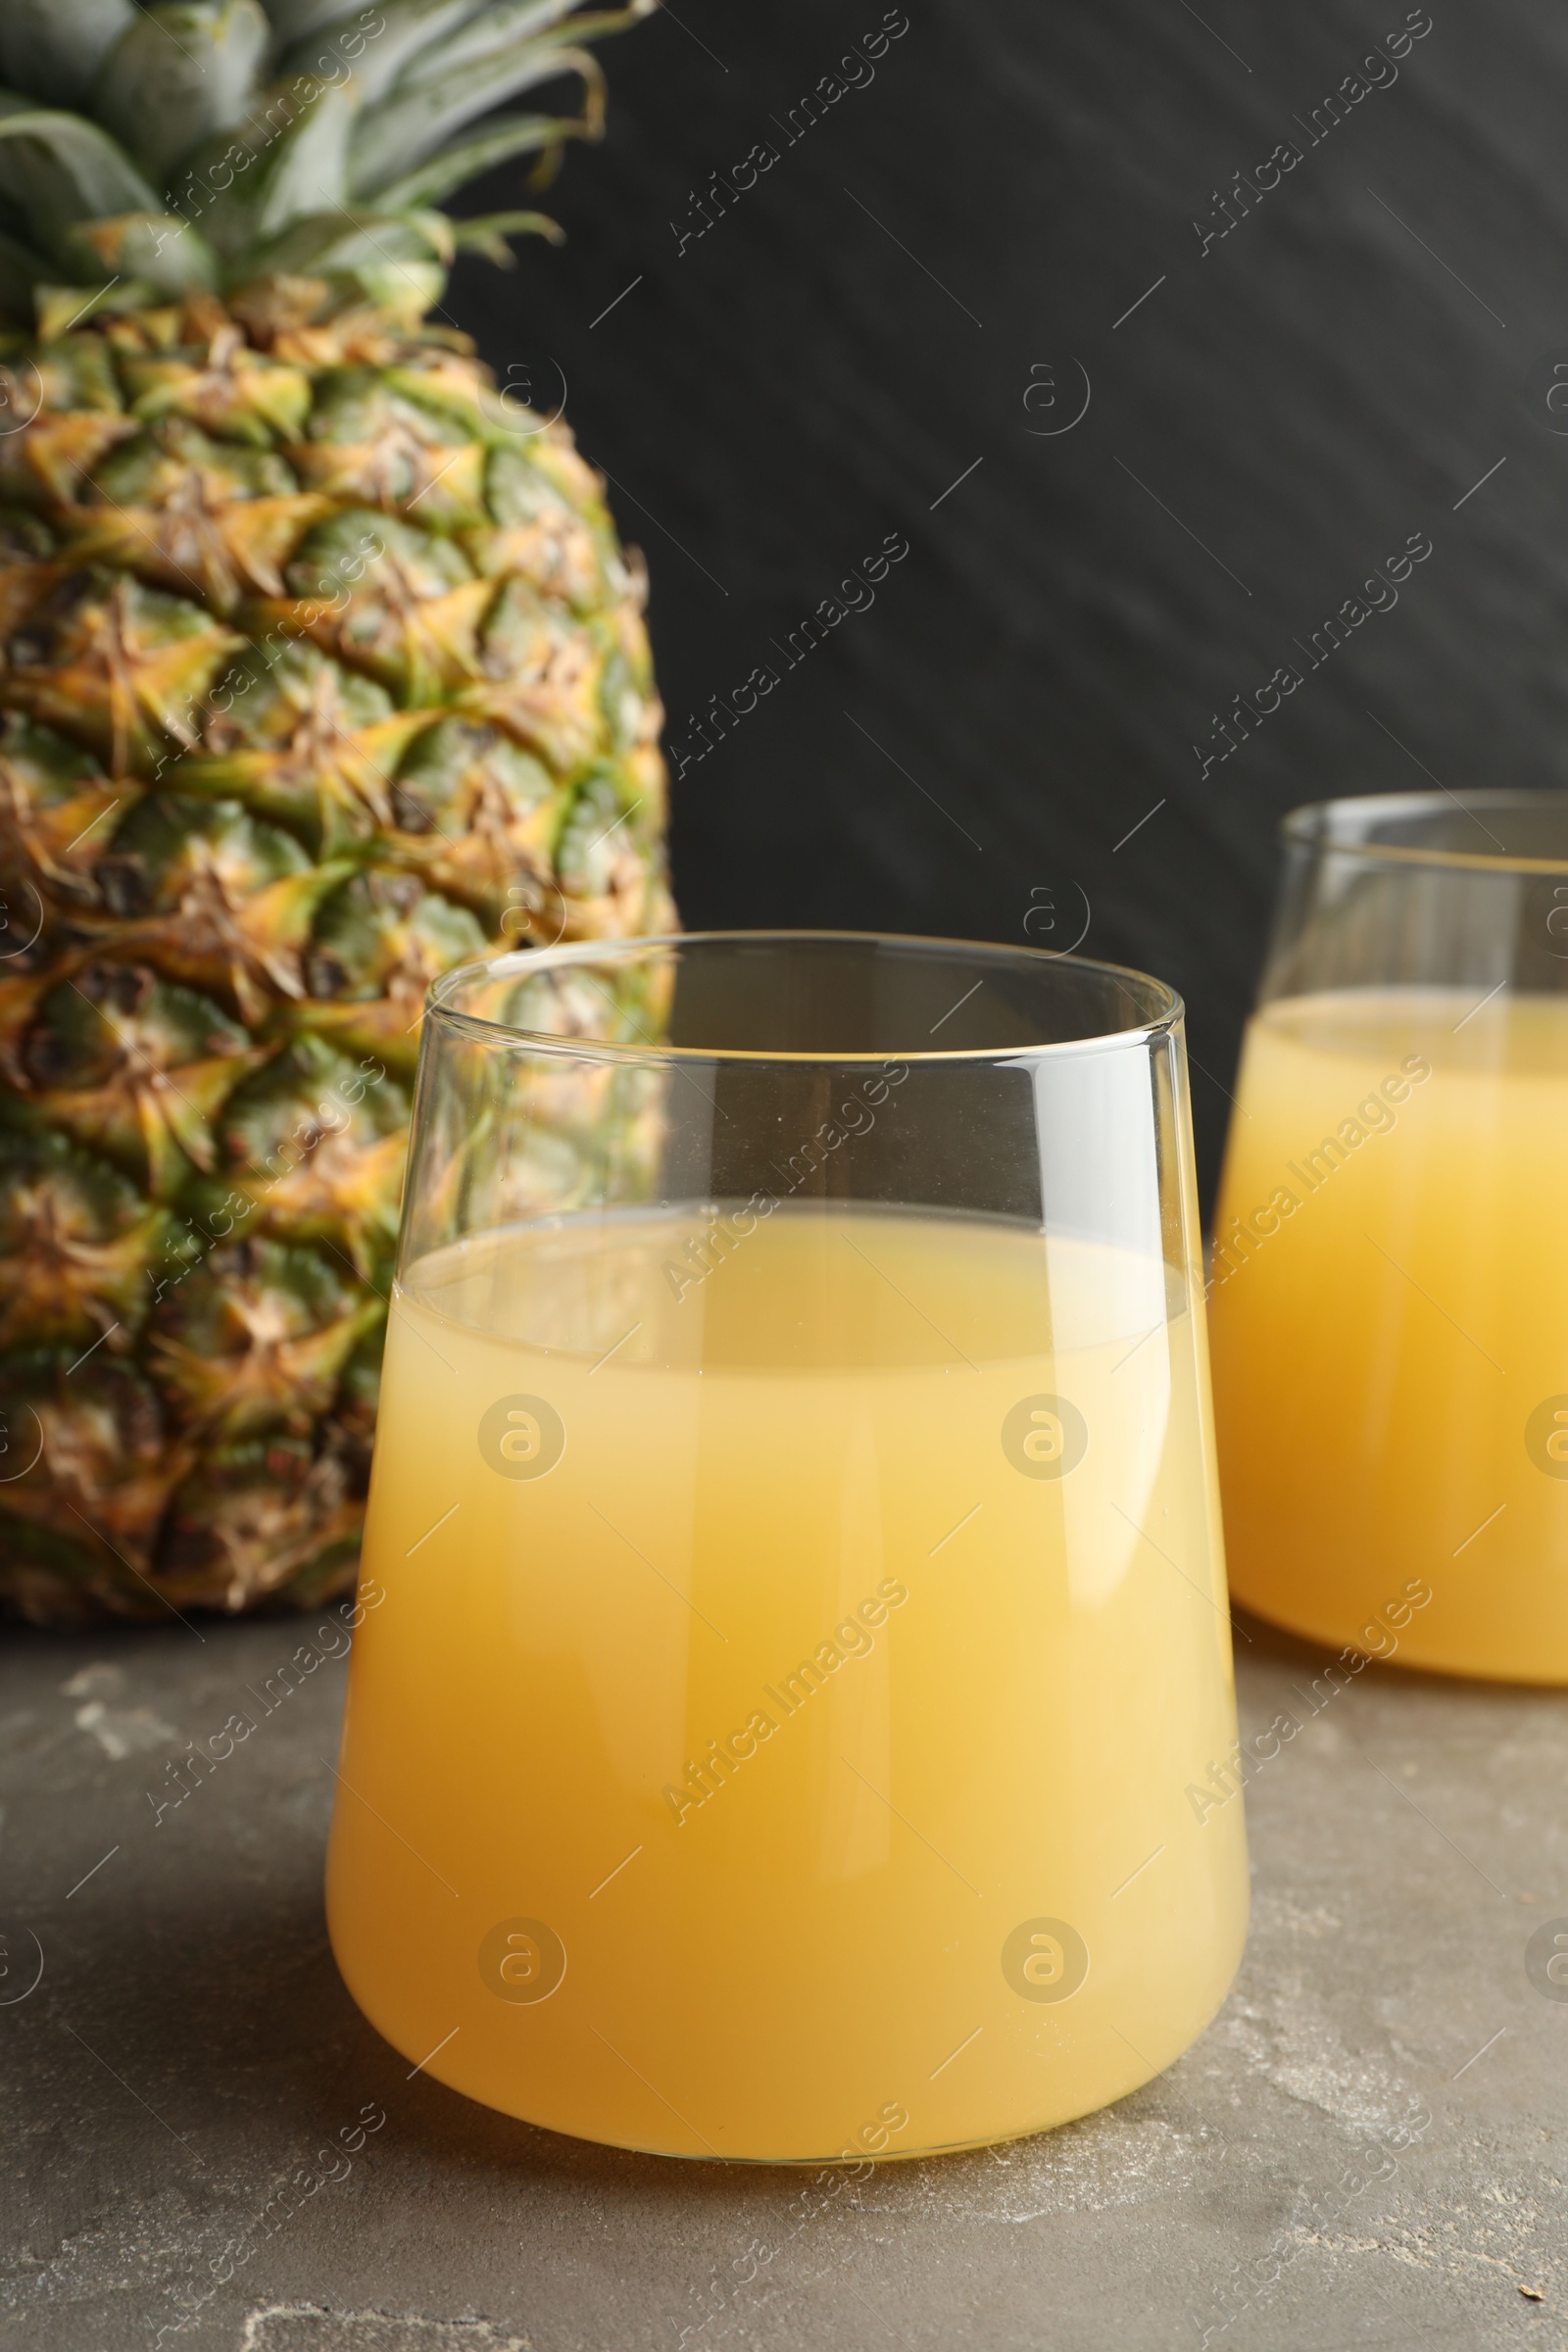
[424,929,1184,1065]
[1283,789,1568,876]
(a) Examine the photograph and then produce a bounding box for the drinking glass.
[327,931,1248,2161]
[1209,792,1568,1683]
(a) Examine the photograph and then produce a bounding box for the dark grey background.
[449,0,1566,1198]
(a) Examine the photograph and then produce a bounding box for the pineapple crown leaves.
[0,0,655,327]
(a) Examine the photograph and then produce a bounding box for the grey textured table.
[2,1612,1564,2352]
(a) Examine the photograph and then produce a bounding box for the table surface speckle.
[1,1610,1564,2352]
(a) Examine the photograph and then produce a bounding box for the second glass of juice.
[1209,792,1568,1683]
[328,932,1248,2160]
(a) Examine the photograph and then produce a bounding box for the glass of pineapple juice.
[327,932,1248,2160]
[1209,792,1568,1683]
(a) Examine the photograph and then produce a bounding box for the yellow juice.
[327,1204,1247,2161]
[1209,989,1568,1681]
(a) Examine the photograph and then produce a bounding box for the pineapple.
[0,0,673,1624]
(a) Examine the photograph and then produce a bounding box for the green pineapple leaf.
[57,211,220,297]
[94,2,274,190]
[238,207,449,320]
[0,1,137,112]
[447,210,564,264]
[348,37,609,194]
[255,0,374,39]
[405,0,643,76]
[176,77,357,260]
[367,111,571,213]
[279,0,490,108]
[0,107,162,262]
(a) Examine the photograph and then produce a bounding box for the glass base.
[331,1913,1249,2166]
[1231,1580,1568,1687]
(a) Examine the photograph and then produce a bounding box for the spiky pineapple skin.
[0,281,671,1625]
